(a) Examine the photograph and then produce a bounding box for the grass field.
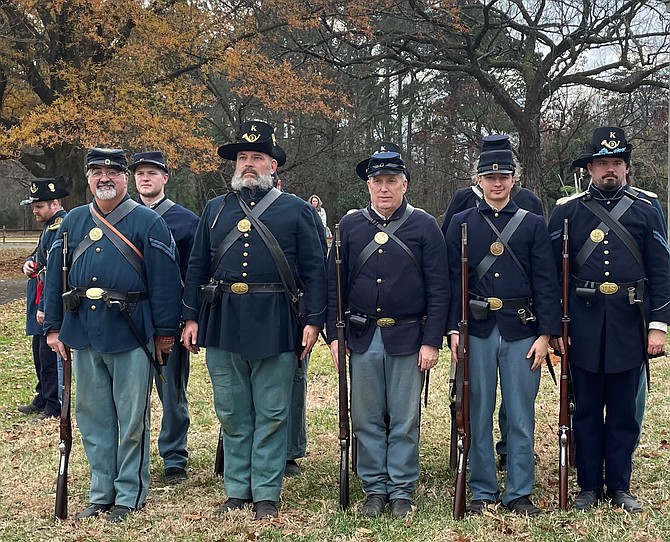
[0,290,669,541]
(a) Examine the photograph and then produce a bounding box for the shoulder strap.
[236,194,301,313]
[153,198,176,216]
[576,197,644,274]
[88,203,146,281]
[476,209,530,285]
[211,188,282,275]
[350,206,418,289]
[71,199,140,267]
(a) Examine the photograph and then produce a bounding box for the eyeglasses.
[89,169,124,179]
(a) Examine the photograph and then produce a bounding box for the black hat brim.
[217,141,286,167]
[86,159,127,171]
[356,158,411,181]
[571,149,631,169]
[128,159,169,173]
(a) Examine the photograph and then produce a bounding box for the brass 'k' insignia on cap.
[250,124,257,131]
[48,183,56,192]
[380,145,387,152]
[30,183,38,193]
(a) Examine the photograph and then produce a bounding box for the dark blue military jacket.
[441,184,544,236]
[43,196,182,353]
[548,184,670,373]
[141,196,199,281]
[325,199,449,356]
[182,188,327,360]
[446,199,561,340]
[25,209,67,335]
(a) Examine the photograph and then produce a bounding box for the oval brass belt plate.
[230,282,249,294]
[599,282,619,295]
[376,317,396,327]
[488,297,503,310]
[85,287,105,300]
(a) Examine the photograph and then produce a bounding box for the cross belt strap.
[475,209,528,282]
[211,188,282,275]
[71,199,140,268]
[576,197,643,274]
[349,205,417,294]
[153,198,176,216]
[88,203,146,281]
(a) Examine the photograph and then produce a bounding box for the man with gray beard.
[182,121,326,519]
[44,148,181,521]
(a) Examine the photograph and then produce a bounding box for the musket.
[334,224,350,510]
[453,223,470,519]
[558,218,571,510]
[55,231,72,519]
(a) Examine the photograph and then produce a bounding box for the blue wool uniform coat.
[325,199,449,356]
[182,188,327,360]
[548,185,670,374]
[43,196,182,351]
[143,196,200,281]
[441,185,544,236]
[25,209,67,335]
[446,199,561,340]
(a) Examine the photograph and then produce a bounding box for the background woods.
[1,0,670,225]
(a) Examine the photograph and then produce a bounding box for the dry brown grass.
[1,295,669,541]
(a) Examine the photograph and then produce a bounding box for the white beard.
[96,186,117,200]
[231,170,274,192]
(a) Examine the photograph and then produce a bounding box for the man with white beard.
[44,148,182,522]
[182,121,326,519]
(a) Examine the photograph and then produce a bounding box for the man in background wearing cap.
[326,142,448,518]
[182,121,326,519]
[446,135,560,516]
[130,151,199,485]
[548,127,670,512]
[44,148,182,522]
[441,134,544,473]
[18,178,69,420]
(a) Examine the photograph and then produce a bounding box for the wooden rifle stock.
[334,224,350,510]
[558,218,571,510]
[453,223,470,519]
[55,232,73,519]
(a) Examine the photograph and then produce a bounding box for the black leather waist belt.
[571,278,640,295]
[213,281,284,295]
[73,287,147,302]
[363,314,425,327]
[470,294,529,311]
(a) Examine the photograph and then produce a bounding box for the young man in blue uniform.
[446,136,561,516]
[130,151,200,484]
[44,148,182,522]
[327,145,449,518]
[441,135,545,472]
[18,178,69,420]
[182,121,327,519]
[548,127,670,513]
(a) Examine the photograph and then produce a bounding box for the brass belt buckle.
[488,297,503,310]
[376,317,396,327]
[85,287,105,300]
[230,282,249,294]
[599,282,619,295]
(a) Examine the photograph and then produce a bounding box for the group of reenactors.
[16,120,669,522]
